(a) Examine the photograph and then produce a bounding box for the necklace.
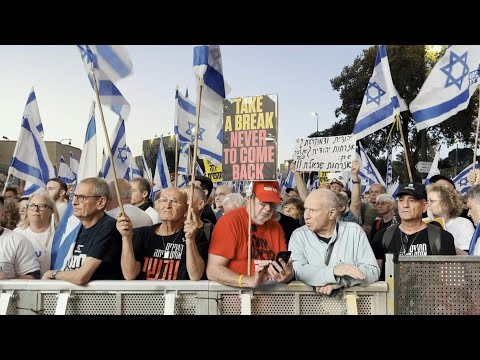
[160,230,183,259]
[400,230,421,255]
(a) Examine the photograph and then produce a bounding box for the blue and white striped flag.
[178,141,191,175]
[424,145,441,185]
[468,224,480,255]
[58,156,75,184]
[70,151,79,180]
[177,175,188,188]
[77,102,97,181]
[102,117,130,181]
[410,45,480,131]
[78,45,133,119]
[356,142,386,194]
[353,45,405,140]
[193,45,230,166]
[282,169,296,194]
[453,163,480,194]
[152,138,172,197]
[141,153,152,184]
[195,162,204,177]
[174,89,196,144]
[23,182,42,197]
[388,177,400,197]
[98,148,106,178]
[386,138,393,188]
[10,90,55,188]
[129,147,141,179]
[51,104,99,271]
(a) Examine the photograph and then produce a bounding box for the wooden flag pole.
[397,115,413,182]
[187,77,204,221]
[90,68,125,215]
[1,168,12,196]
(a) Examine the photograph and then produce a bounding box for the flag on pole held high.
[10,89,55,189]
[129,147,141,179]
[353,45,406,140]
[452,163,480,194]
[102,117,130,181]
[174,89,197,144]
[58,156,75,184]
[410,46,480,131]
[193,45,230,166]
[99,148,106,178]
[77,45,133,119]
[356,142,386,193]
[152,138,172,197]
[70,152,79,180]
[141,153,152,184]
[177,141,191,175]
[50,106,99,271]
[424,145,441,185]
[386,138,393,188]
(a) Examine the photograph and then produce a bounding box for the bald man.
[289,188,379,295]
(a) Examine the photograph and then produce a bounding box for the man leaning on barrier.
[207,181,294,288]
[289,189,379,295]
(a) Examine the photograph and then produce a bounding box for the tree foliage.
[315,45,479,182]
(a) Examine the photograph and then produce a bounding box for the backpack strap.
[426,224,441,255]
[382,224,399,250]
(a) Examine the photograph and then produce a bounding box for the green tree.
[315,45,479,182]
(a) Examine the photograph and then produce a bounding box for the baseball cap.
[253,181,281,204]
[397,182,427,200]
[429,174,455,188]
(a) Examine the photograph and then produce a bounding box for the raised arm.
[116,214,141,280]
[291,162,307,201]
[350,159,362,221]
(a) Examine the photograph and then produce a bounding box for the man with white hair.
[214,184,233,219]
[369,193,398,242]
[289,188,379,295]
[106,179,152,228]
[222,193,245,214]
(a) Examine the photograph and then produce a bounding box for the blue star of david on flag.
[365,82,386,105]
[440,50,469,90]
[459,177,468,187]
[117,144,128,163]
[186,121,206,142]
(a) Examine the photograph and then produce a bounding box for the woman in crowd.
[14,192,59,275]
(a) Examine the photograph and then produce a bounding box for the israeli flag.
[102,117,130,181]
[177,175,188,188]
[356,142,386,194]
[388,177,400,197]
[152,138,172,196]
[10,90,55,188]
[353,46,406,140]
[77,102,97,182]
[51,104,100,271]
[468,224,480,255]
[129,147,142,179]
[23,182,42,196]
[174,89,197,144]
[58,156,75,184]
[282,169,296,193]
[453,163,480,194]
[195,162,204,177]
[386,138,393,188]
[277,169,282,188]
[193,45,230,166]
[178,141,190,175]
[141,153,152,184]
[78,45,133,119]
[410,46,480,131]
[98,148,106,178]
[424,145,442,185]
[70,151,79,180]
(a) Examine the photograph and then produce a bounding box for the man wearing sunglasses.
[43,177,123,284]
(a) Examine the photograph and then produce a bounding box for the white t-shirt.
[14,226,53,276]
[107,204,153,228]
[145,206,161,225]
[446,217,475,251]
[0,228,40,279]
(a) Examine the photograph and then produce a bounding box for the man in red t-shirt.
[207,181,294,288]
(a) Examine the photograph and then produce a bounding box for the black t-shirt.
[65,214,123,280]
[132,224,209,280]
[370,217,397,243]
[278,213,301,245]
[201,205,217,226]
[372,226,456,280]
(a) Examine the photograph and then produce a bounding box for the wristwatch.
[352,179,361,184]
[51,270,60,279]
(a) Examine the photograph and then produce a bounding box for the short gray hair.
[467,185,480,204]
[80,177,111,202]
[223,193,244,209]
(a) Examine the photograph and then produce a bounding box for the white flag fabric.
[77,102,97,182]
[51,103,99,271]
[10,90,55,188]
[410,45,480,131]
[141,153,152,184]
[129,147,141,179]
[386,138,393,188]
[178,141,190,175]
[356,142,386,194]
[78,45,133,119]
[102,117,130,181]
[353,45,405,140]
[99,148,106,178]
[193,45,229,166]
[424,144,442,185]
[387,177,400,197]
[70,151,79,180]
[282,169,297,194]
[58,156,75,184]
[174,89,197,144]
[152,138,172,196]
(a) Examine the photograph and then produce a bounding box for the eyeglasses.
[70,194,102,203]
[26,203,52,211]
[156,197,186,206]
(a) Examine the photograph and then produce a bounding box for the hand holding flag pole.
[90,67,125,216]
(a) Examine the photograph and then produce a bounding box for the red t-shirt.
[209,207,287,275]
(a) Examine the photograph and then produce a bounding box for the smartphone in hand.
[276,251,291,268]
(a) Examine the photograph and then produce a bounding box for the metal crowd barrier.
[0,280,387,315]
[386,254,480,315]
